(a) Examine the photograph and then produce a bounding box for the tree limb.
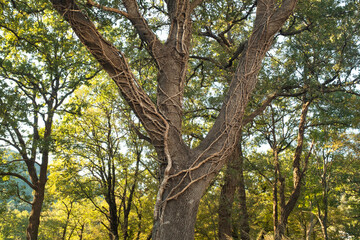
[280,22,312,36]
[0,172,37,190]
[122,0,165,57]
[86,0,129,18]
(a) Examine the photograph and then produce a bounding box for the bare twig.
[86,0,129,18]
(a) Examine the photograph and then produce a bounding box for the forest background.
[0,0,359,239]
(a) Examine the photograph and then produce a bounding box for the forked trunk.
[274,222,286,240]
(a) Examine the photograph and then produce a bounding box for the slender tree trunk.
[273,148,283,240]
[274,101,311,240]
[78,223,85,240]
[275,176,286,240]
[61,201,73,240]
[106,167,119,240]
[238,146,250,240]
[306,213,317,240]
[218,138,249,240]
[122,150,140,240]
[26,184,45,240]
[320,156,329,240]
[218,144,240,240]
[26,136,51,239]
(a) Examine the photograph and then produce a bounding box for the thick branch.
[197,0,298,157]
[16,184,33,205]
[122,0,165,57]
[50,0,167,147]
[0,172,37,190]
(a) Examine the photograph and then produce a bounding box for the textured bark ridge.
[26,184,46,240]
[49,0,298,239]
[218,141,250,240]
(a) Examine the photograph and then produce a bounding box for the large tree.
[47,0,298,239]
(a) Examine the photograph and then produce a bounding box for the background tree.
[0,1,97,238]
[52,78,156,240]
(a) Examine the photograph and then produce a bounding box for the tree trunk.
[217,137,250,240]
[26,184,45,240]
[320,156,329,240]
[108,197,120,240]
[238,145,250,240]
[61,201,73,240]
[152,177,207,240]
[273,101,311,240]
[218,146,240,240]
[306,213,317,240]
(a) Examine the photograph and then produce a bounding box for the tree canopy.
[0,0,359,239]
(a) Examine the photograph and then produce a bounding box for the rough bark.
[26,184,46,240]
[218,145,240,240]
[218,140,250,240]
[26,110,53,239]
[49,0,298,239]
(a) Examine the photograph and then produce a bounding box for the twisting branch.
[130,123,152,143]
[223,40,248,68]
[190,40,247,69]
[218,1,257,37]
[189,55,222,67]
[199,27,231,50]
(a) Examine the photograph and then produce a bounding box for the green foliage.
[0,0,359,238]
[0,206,29,240]
[49,77,156,239]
